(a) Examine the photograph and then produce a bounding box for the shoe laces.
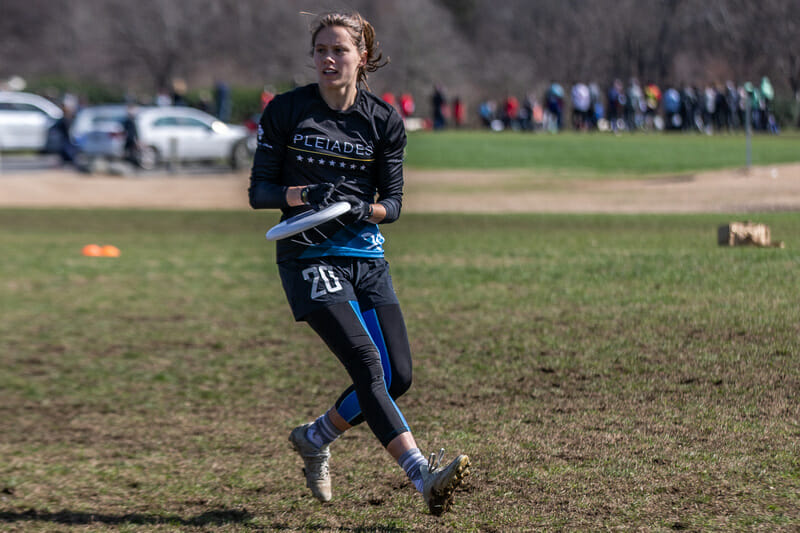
[427,448,445,474]
[305,454,329,479]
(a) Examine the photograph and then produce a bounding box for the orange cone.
[82,244,103,257]
[100,245,121,257]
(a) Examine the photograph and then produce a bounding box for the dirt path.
[1,163,799,213]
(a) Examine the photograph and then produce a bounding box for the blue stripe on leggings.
[336,389,362,423]
[337,302,409,432]
[362,307,392,384]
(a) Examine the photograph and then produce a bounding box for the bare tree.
[0,0,69,79]
[2,0,798,121]
[752,0,800,121]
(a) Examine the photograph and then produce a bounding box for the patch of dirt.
[403,163,800,214]
[1,163,799,213]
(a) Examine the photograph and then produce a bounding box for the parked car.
[73,105,254,171]
[0,91,63,152]
[71,104,129,163]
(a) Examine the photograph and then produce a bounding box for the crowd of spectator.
[475,77,780,135]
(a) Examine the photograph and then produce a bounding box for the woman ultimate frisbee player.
[248,11,470,515]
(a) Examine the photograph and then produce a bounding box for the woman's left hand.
[337,194,373,223]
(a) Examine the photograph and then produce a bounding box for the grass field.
[1,205,798,531]
[405,130,800,175]
[2,132,800,531]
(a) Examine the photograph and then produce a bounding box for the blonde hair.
[310,11,388,88]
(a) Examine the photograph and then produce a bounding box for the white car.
[74,105,253,171]
[0,91,63,152]
[137,106,254,170]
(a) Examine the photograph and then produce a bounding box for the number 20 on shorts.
[302,266,343,299]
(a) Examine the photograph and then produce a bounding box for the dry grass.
[1,209,799,531]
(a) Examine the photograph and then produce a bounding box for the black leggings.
[305,302,412,447]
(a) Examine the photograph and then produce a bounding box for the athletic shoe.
[421,448,471,515]
[288,423,332,502]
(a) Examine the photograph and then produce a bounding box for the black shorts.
[278,256,399,320]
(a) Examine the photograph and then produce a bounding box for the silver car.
[71,104,129,161]
[0,91,63,152]
[74,105,254,171]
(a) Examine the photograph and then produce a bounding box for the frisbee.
[266,201,351,241]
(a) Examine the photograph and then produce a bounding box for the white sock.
[305,413,343,449]
[398,447,427,493]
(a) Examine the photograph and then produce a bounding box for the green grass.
[405,130,800,176]
[1,208,799,531]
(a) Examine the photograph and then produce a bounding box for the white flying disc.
[266,201,351,241]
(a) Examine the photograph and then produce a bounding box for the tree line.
[2,0,798,123]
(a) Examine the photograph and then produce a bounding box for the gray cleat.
[421,448,470,515]
[289,423,332,502]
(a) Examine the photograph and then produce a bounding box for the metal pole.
[745,95,752,170]
[169,137,179,173]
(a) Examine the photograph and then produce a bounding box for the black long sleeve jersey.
[249,84,406,262]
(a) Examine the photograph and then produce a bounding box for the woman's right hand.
[301,183,337,210]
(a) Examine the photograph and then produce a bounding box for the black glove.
[337,194,373,225]
[301,182,335,210]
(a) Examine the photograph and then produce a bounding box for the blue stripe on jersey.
[303,247,383,259]
[336,302,409,432]
[299,223,385,259]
